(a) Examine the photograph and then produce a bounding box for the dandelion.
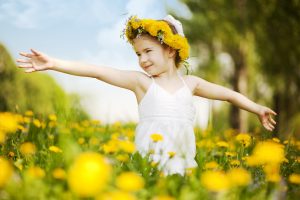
[246,141,285,166]
[97,190,137,200]
[116,172,145,192]
[272,137,280,143]
[0,112,21,133]
[216,141,229,148]
[230,160,241,167]
[52,168,66,180]
[168,151,176,158]
[116,154,129,162]
[67,152,111,197]
[236,133,251,147]
[20,142,36,155]
[33,119,41,128]
[204,161,219,170]
[288,174,300,184]
[27,166,45,178]
[225,151,237,158]
[49,145,63,153]
[151,133,163,142]
[119,140,136,153]
[78,137,85,145]
[0,157,13,188]
[48,114,57,121]
[201,170,229,192]
[227,168,251,187]
[263,164,281,182]
[151,195,176,200]
[25,110,34,117]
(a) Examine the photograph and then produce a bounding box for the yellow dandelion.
[78,137,85,145]
[97,190,137,200]
[0,112,21,133]
[116,172,145,192]
[25,110,34,117]
[288,173,300,184]
[27,166,45,178]
[151,195,176,200]
[119,140,136,154]
[33,119,41,128]
[272,137,280,143]
[168,152,176,158]
[0,157,13,188]
[201,170,229,192]
[89,137,100,146]
[263,164,281,182]
[116,154,130,162]
[225,151,237,158]
[20,142,36,155]
[67,152,111,197]
[227,168,251,187]
[49,145,63,153]
[230,160,241,167]
[204,161,219,170]
[0,131,6,144]
[48,114,57,121]
[246,141,285,166]
[236,133,252,147]
[52,168,66,180]
[150,133,163,142]
[216,141,229,148]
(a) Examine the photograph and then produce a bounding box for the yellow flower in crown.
[123,15,190,62]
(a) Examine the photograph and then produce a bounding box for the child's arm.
[190,75,277,131]
[16,49,142,91]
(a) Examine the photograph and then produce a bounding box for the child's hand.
[17,49,54,73]
[257,105,277,131]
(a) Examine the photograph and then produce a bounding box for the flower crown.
[122,15,190,63]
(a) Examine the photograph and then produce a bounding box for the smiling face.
[132,34,176,76]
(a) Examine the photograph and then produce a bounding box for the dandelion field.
[0,111,300,200]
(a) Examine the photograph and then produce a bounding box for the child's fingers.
[30,48,41,56]
[16,59,31,63]
[19,52,33,58]
[269,109,277,116]
[18,64,32,68]
[269,116,276,125]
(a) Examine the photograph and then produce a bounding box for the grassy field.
[0,111,299,200]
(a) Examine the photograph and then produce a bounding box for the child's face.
[133,34,173,76]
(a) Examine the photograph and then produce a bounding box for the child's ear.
[167,47,176,58]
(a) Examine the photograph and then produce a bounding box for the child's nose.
[140,54,148,64]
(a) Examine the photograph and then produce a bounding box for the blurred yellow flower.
[67,152,111,197]
[263,164,281,182]
[89,137,100,146]
[0,157,13,188]
[151,133,163,142]
[0,131,6,144]
[0,112,21,134]
[151,195,176,200]
[201,170,229,192]
[20,142,36,155]
[119,140,136,153]
[168,152,176,158]
[98,190,137,200]
[236,133,251,147]
[230,160,241,167]
[227,168,251,187]
[225,151,237,158]
[116,172,145,192]
[25,110,34,117]
[78,137,85,145]
[48,114,57,121]
[49,145,63,153]
[33,119,41,128]
[204,161,219,170]
[272,137,280,143]
[116,154,130,162]
[27,166,45,178]
[288,173,300,184]
[216,141,229,148]
[52,168,66,180]
[102,140,119,154]
[246,141,285,166]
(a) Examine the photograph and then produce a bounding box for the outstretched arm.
[190,75,277,131]
[17,49,142,91]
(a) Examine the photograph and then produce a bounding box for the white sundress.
[134,73,198,176]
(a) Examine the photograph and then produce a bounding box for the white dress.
[134,74,198,176]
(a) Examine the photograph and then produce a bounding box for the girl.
[17,15,276,176]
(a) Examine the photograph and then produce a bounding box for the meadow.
[0,111,299,200]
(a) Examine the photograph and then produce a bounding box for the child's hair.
[123,15,190,71]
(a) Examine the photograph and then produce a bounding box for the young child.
[17,15,276,176]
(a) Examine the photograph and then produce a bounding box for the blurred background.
[0,0,299,138]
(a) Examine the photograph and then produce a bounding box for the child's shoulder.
[182,74,199,94]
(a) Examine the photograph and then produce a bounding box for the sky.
[0,0,210,128]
